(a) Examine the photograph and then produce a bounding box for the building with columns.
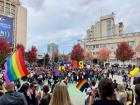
[80,13,140,65]
[0,0,27,48]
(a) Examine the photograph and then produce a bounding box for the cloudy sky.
[21,0,140,54]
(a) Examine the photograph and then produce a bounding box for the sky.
[21,0,140,54]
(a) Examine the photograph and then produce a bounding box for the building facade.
[0,0,27,48]
[47,43,59,56]
[81,14,140,65]
[87,13,124,39]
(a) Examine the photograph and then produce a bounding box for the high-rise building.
[47,43,59,56]
[0,0,27,48]
[80,13,140,65]
[87,13,124,39]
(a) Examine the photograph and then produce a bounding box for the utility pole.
[44,53,45,68]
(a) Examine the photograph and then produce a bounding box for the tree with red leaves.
[116,42,134,63]
[135,42,140,65]
[84,50,93,61]
[84,50,94,65]
[27,46,37,63]
[16,43,25,54]
[0,39,11,66]
[64,54,69,62]
[59,54,69,63]
[52,51,59,63]
[71,43,84,61]
[98,47,111,62]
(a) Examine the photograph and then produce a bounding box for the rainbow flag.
[76,79,89,92]
[4,48,29,83]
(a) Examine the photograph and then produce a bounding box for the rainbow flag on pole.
[76,79,89,92]
[4,48,29,83]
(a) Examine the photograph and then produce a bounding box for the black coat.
[39,93,51,105]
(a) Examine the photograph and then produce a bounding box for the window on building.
[6,3,10,7]
[95,44,99,48]
[100,44,103,48]
[5,7,10,11]
[11,5,15,8]
[0,1,4,4]
[129,41,135,47]
[106,19,112,36]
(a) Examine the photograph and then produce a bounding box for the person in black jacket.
[39,85,51,105]
[30,81,41,105]
[135,84,140,105]
[19,83,31,105]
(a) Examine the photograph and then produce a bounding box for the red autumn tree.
[64,54,69,62]
[52,51,59,57]
[71,43,84,61]
[98,47,111,62]
[84,50,94,61]
[0,39,11,65]
[52,51,59,63]
[135,42,140,64]
[60,54,69,62]
[27,46,37,63]
[116,42,134,63]
[16,43,25,54]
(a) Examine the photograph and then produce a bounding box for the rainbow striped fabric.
[76,79,89,92]
[4,48,29,83]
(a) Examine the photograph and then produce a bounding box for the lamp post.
[44,53,45,68]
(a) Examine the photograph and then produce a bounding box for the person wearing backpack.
[0,82,27,105]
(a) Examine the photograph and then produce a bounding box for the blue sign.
[0,15,13,46]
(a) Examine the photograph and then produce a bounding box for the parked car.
[119,64,128,68]
[112,63,119,67]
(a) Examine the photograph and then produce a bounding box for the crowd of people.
[0,65,139,105]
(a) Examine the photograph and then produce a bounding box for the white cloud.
[22,0,140,53]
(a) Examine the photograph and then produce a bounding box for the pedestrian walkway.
[68,83,86,105]
[68,75,134,105]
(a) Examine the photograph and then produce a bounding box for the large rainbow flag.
[76,79,89,92]
[4,48,29,83]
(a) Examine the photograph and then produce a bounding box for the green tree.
[44,53,50,65]
[52,51,59,63]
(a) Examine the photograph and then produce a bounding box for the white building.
[0,0,27,48]
[80,13,140,65]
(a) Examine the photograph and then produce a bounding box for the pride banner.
[4,49,29,83]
